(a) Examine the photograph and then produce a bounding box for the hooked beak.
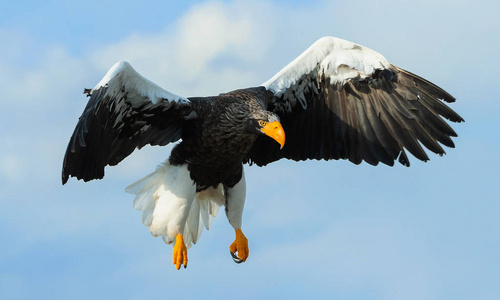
[260,121,286,149]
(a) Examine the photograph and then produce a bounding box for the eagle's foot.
[229,229,248,263]
[173,233,188,270]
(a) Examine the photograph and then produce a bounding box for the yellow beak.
[260,121,286,149]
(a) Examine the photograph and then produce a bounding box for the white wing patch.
[93,61,189,106]
[262,36,391,110]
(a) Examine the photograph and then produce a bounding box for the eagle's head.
[248,111,286,149]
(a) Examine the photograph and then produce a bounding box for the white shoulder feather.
[262,36,391,103]
[93,61,189,105]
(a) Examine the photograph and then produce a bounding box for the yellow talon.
[229,229,249,263]
[173,234,188,270]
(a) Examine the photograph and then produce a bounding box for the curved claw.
[229,229,249,263]
[230,250,244,264]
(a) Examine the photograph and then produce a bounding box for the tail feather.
[183,198,201,247]
[126,172,157,210]
[141,202,154,226]
[209,198,220,220]
[126,161,225,249]
[197,185,223,230]
[200,198,210,231]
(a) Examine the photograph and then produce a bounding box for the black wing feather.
[244,66,463,167]
[62,87,192,184]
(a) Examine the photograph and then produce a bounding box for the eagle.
[62,36,463,270]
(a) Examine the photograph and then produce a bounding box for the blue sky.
[1,0,499,299]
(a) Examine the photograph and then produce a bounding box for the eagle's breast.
[169,92,263,190]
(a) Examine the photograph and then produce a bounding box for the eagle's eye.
[258,120,267,127]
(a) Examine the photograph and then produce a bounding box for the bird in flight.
[62,36,463,270]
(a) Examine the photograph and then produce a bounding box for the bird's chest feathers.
[179,101,257,166]
[200,112,256,157]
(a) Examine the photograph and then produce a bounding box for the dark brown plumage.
[168,88,277,190]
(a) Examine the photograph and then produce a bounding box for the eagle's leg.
[173,233,188,270]
[225,168,249,263]
[229,229,249,263]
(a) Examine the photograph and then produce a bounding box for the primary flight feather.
[62,36,463,269]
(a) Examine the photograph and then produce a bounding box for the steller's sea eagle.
[62,36,463,269]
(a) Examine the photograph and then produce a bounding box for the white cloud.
[88,31,175,83]
[85,0,282,97]
[175,2,253,78]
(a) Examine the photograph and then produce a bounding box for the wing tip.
[62,174,69,185]
[61,172,104,185]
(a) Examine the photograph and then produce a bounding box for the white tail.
[125,161,224,248]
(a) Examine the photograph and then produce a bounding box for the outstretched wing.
[62,61,194,184]
[245,36,464,167]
